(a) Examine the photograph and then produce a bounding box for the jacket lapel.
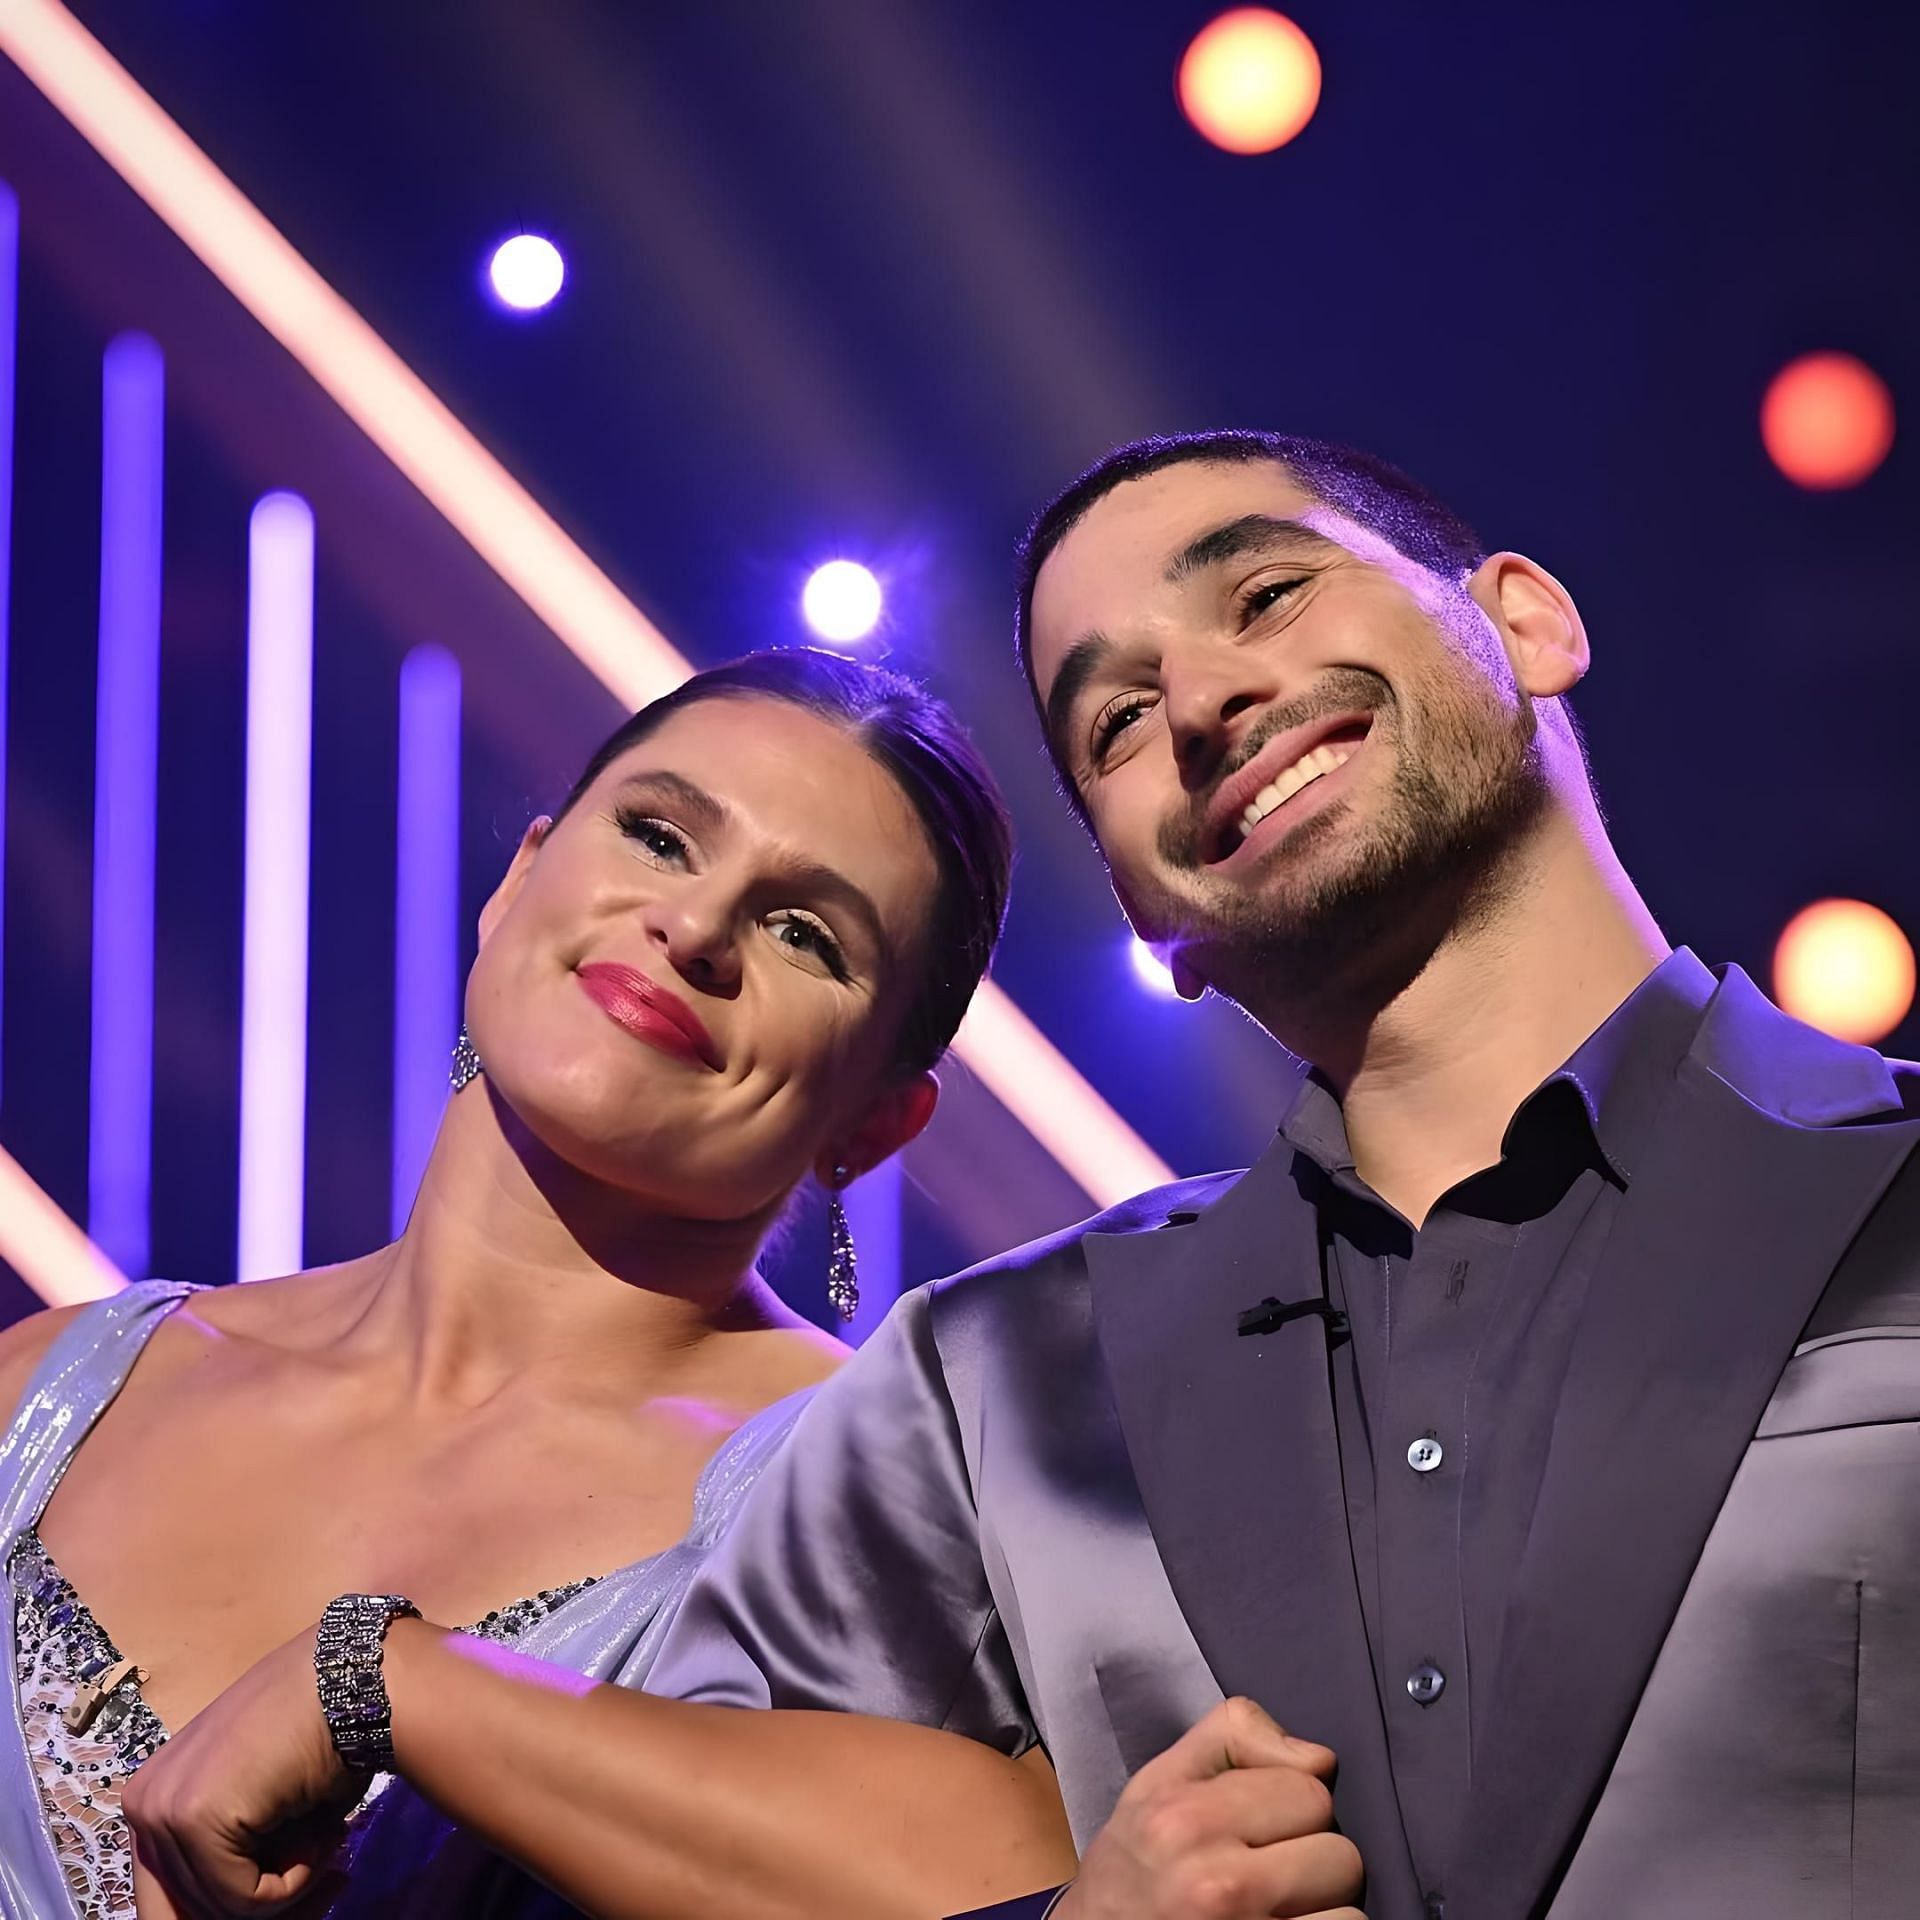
[1451,974,1920,1918]
[1086,1132,1425,1920]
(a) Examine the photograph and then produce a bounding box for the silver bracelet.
[314,1592,420,1774]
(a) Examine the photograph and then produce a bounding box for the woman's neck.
[342,1087,790,1411]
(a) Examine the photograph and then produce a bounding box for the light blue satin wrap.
[0,1280,810,1920]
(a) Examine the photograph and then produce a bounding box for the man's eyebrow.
[1042,630,1117,762]
[1164,514,1341,583]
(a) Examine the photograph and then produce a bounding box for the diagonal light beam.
[0,1142,125,1303]
[0,0,1173,1309]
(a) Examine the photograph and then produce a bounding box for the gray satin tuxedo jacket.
[649,968,1920,1919]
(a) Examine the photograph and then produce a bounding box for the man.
[126,434,1920,1919]
[642,432,1920,1917]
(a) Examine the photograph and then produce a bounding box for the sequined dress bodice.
[7,1527,596,1920]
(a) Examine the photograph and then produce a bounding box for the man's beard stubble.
[1153,663,1552,1012]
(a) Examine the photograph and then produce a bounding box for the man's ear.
[1468,552,1589,699]
[477,815,553,948]
[816,1072,940,1188]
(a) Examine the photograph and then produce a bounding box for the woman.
[0,650,1073,1918]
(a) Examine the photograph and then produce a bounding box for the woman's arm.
[124,1619,1075,1919]
[387,1619,1072,1916]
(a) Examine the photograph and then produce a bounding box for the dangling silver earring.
[826,1166,859,1323]
[450,1025,484,1092]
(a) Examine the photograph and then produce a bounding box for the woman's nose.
[641,887,742,994]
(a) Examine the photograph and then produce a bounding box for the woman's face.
[466,695,943,1220]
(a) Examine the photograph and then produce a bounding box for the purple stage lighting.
[237,491,316,1283]
[0,182,15,1106]
[1130,936,1180,998]
[487,233,565,312]
[391,643,463,1236]
[88,333,165,1278]
[802,560,882,646]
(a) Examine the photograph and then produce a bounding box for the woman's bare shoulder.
[172,1258,380,1343]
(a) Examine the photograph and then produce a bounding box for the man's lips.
[1202,712,1375,864]
[575,962,722,1071]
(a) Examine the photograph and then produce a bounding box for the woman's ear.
[817,1072,940,1187]
[476,815,553,947]
[1468,552,1590,698]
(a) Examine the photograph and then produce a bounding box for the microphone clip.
[1236,1296,1350,1344]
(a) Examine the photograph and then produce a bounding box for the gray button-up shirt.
[1277,948,1718,1891]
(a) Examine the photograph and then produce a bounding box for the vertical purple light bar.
[845,1159,903,1344]
[390,643,461,1236]
[0,183,15,1106]
[236,492,314,1282]
[87,334,165,1277]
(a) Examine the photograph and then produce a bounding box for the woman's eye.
[1237,576,1308,625]
[615,809,692,866]
[768,911,850,982]
[1091,695,1156,766]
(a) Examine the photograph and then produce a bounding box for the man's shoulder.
[926,1166,1247,1307]
[1885,1055,1920,1115]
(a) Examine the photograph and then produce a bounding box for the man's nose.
[1163,647,1277,786]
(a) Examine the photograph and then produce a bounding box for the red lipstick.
[576,963,722,1071]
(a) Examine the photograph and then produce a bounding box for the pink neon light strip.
[0,1143,124,1303]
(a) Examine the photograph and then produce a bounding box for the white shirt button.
[1407,1435,1444,1473]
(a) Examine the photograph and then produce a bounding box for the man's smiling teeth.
[1237,742,1357,839]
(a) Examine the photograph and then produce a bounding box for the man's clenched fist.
[1056,1697,1364,1919]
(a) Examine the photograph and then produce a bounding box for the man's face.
[1028,460,1548,1004]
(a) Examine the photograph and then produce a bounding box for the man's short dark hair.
[1013,430,1490,815]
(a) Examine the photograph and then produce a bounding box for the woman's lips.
[575,963,722,1071]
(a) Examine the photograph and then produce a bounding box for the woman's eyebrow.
[1163,513,1341,582]
[614,769,729,832]
[617,770,892,965]
[770,854,891,963]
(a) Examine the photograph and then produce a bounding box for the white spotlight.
[1130,937,1180,997]
[802,560,883,645]
[488,233,565,312]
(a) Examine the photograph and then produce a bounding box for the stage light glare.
[1130,937,1181,997]
[802,560,883,644]
[488,233,565,312]
[1773,898,1915,1045]
[1178,9,1321,155]
[1761,352,1894,490]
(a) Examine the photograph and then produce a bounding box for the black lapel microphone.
[1236,1295,1350,1343]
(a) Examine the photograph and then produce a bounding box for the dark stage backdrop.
[1,0,1914,1328]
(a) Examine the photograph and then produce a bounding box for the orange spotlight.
[1773,899,1916,1045]
[1178,9,1321,155]
[1760,352,1895,490]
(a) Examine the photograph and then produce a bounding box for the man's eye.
[1236,576,1308,625]
[1091,695,1155,765]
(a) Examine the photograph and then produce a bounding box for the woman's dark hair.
[556,649,1011,1077]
